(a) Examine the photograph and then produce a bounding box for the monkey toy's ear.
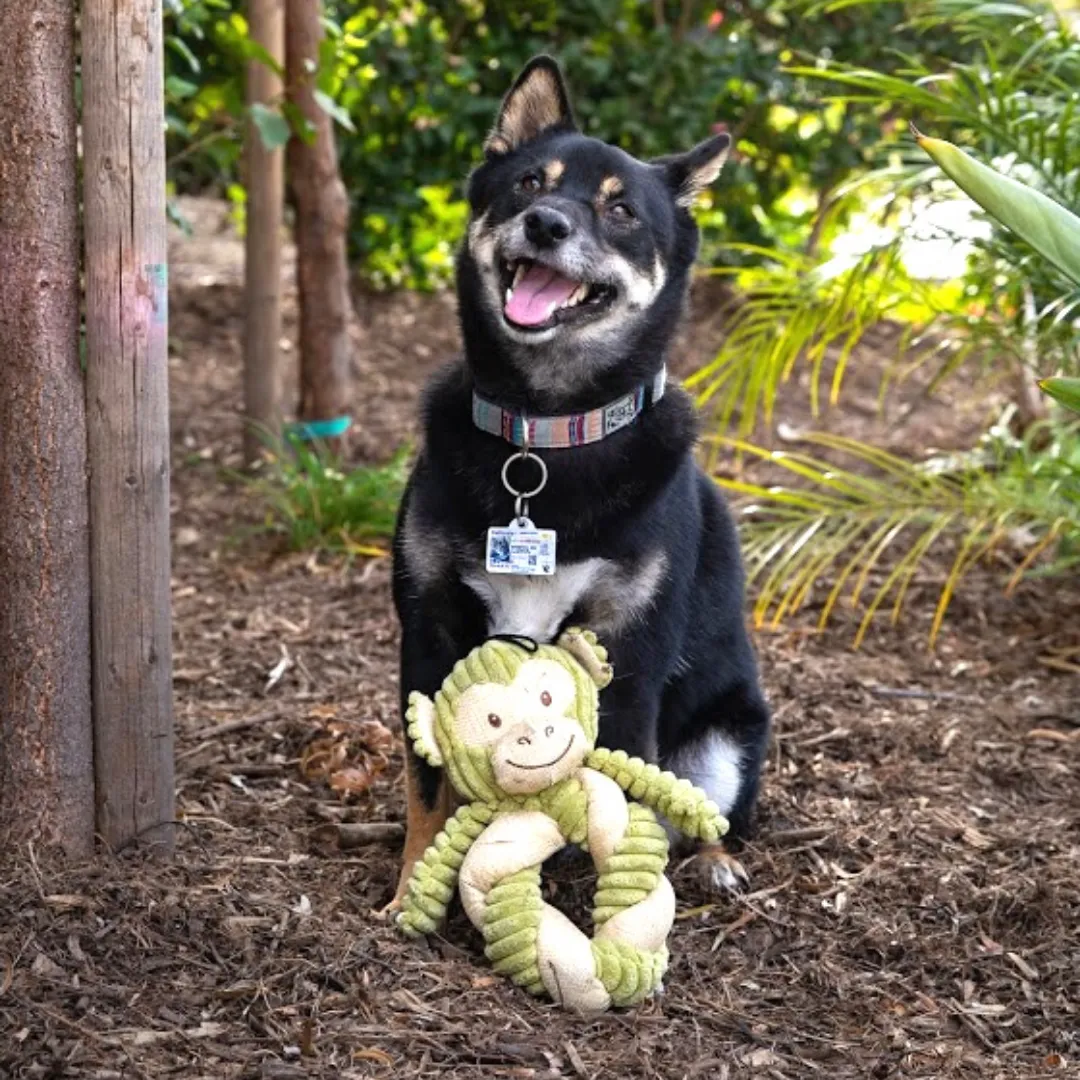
[406,692,443,766]
[558,627,614,689]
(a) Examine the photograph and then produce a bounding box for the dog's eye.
[519,171,543,193]
[609,202,636,221]
[488,713,503,728]
[540,691,552,707]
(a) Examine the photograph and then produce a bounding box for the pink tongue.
[505,265,580,326]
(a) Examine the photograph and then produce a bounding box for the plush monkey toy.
[395,629,728,1015]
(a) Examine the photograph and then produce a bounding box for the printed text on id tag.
[486,518,557,576]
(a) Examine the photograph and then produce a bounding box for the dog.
[389,55,770,907]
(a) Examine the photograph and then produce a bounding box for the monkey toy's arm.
[584,749,728,844]
[396,802,494,937]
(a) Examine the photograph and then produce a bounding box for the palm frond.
[713,427,1080,646]
[787,4,1080,214]
[687,240,964,444]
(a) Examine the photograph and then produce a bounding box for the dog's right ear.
[485,55,576,157]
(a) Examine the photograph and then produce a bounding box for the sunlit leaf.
[248,103,290,150]
[1039,376,1080,413]
[916,131,1080,286]
[313,89,356,133]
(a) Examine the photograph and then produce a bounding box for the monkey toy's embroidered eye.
[540,691,552,707]
[488,713,503,728]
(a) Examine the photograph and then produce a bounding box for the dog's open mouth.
[501,259,616,331]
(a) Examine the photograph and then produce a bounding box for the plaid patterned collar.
[472,367,668,449]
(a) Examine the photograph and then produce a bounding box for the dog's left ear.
[654,132,732,209]
[485,55,576,156]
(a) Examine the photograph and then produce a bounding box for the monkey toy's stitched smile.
[506,734,576,771]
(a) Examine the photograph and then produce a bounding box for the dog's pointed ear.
[485,55,576,157]
[654,132,732,209]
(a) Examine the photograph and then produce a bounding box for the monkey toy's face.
[407,646,604,800]
[453,658,591,795]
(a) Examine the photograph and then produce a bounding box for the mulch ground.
[2,198,1077,1080]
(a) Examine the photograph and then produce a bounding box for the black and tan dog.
[388,55,770,906]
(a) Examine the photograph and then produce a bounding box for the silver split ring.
[501,448,548,502]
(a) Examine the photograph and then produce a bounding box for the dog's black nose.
[524,206,572,248]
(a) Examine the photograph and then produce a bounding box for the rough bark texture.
[286,0,352,444]
[82,0,176,852]
[0,0,95,856]
[243,0,286,465]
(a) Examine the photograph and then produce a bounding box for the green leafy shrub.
[251,440,410,555]
[704,0,1080,643]
[164,0,973,287]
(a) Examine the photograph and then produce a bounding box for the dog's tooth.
[505,287,512,304]
[512,263,527,289]
[568,282,589,307]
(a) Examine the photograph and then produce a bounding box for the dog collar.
[472,367,668,449]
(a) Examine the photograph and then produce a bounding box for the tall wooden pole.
[0,0,94,856]
[286,0,352,450]
[243,0,286,465]
[82,0,175,852]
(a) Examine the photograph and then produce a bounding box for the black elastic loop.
[488,633,540,653]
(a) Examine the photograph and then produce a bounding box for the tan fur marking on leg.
[693,840,749,893]
[392,758,454,906]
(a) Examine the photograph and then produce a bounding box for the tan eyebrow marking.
[598,175,624,201]
[544,159,566,187]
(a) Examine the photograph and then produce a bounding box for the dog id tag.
[486,517,557,576]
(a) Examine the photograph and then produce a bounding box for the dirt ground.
[1,199,1077,1080]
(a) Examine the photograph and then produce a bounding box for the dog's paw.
[373,896,402,920]
[692,843,750,895]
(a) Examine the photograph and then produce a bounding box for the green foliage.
[164,0,973,287]
[249,102,290,150]
[1041,376,1080,413]
[704,0,1080,644]
[718,425,1080,646]
[251,440,410,555]
[687,242,975,441]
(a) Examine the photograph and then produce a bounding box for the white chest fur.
[463,550,668,643]
[463,559,610,642]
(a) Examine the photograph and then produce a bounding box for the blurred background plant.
[165,0,969,287]
[167,0,1080,642]
[706,0,1080,642]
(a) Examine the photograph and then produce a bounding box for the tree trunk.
[243,0,286,466]
[286,0,352,450]
[0,0,94,856]
[82,0,175,852]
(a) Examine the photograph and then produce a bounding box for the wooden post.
[243,0,286,465]
[286,0,352,448]
[0,0,94,856]
[82,0,175,852]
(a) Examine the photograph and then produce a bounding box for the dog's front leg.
[594,668,664,764]
[387,574,488,913]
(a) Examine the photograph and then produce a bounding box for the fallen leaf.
[43,894,91,911]
[186,1022,229,1038]
[354,1047,393,1065]
[30,953,65,979]
[329,764,381,796]
[739,1047,780,1068]
[264,646,292,693]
